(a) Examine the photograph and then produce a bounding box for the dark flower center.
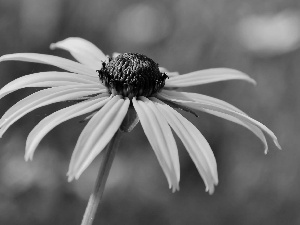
[97,53,168,99]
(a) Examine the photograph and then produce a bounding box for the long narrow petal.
[206,109,268,151]
[132,97,179,191]
[0,72,100,99]
[160,90,247,114]
[159,67,179,77]
[161,91,268,152]
[159,91,267,150]
[25,94,110,160]
[152,98,218,194]
[140,97,180,186]
[0,53,97,77]
[68,95,119,176]
[159,90,269,151]
[50,37,107,70]
[158,91,281,152]
[0,85,102,137]
[68,96,130,180]
[165,68,256,88]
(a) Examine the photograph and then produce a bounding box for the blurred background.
[0,0,299,224]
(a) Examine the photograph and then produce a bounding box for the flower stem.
[81,130,122,225]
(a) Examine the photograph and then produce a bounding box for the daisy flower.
[0,37,281,195]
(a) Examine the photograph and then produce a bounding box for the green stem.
[81,130,122,225]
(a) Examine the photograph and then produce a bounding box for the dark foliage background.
[0,0,299,224]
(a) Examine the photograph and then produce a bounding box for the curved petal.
[0,53,97,77]
[204,109,268,151]
[132,97,179,192]
[161,91,268,152]
[68,95,119,176]
[25,94,110,160]
[152,97,218,194]
[157,91,281,152]
[165,68,256,88]
[50,37,108,70]
[68,96,130,180]
[0,72,100,99]
[140,97,180,186]
[159,67,179,77]
[112,52,120,58]
[160,90,247,114]
[160,91,268,152]
[0,85,102,137]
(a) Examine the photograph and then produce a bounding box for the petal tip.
[275,141,282,150]
[24,151,33,161]
[50,43,57,50]
[278,146,282,150]
[0,128,5,138]
[208,186,215,195]
[171,186,179,193]
[172,185,180,193]
[67,171,75,182]
[24,155,29,161]
[250,78,257,85]
[0,55,7,62]
[214,176,219,186]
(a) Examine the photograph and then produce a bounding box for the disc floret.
[97,53,168,99]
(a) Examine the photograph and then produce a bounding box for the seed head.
[97,53,168,99]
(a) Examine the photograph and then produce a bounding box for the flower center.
[97,53,168,99]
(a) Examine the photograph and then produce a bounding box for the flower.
[0,37,281,194]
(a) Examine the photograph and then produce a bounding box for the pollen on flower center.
[97,53,168,99]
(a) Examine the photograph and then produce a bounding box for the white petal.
[201,106,281,151]
[132,97,179,191]
[158,91,281,152]
[0,85,101,137]
[0,53,97,77]
[201,109,268,153]
[165,68,256,88]
[68,96,130,180]
[68,95,118,175]
[159,91,267,150]
[140,97,180,186]
[152,98,217,194]
[112,52,120,58]
[159,67,179,77]
[50,37,107,70]
[161,93,268,150]
[25,95,110,160]
[160,90,247,114]
[159,67,169,73]
[159,90,269,150]
[0,72,100,99]
[166,72,180,77]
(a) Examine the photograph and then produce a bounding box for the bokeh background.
[0,0,299,224]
